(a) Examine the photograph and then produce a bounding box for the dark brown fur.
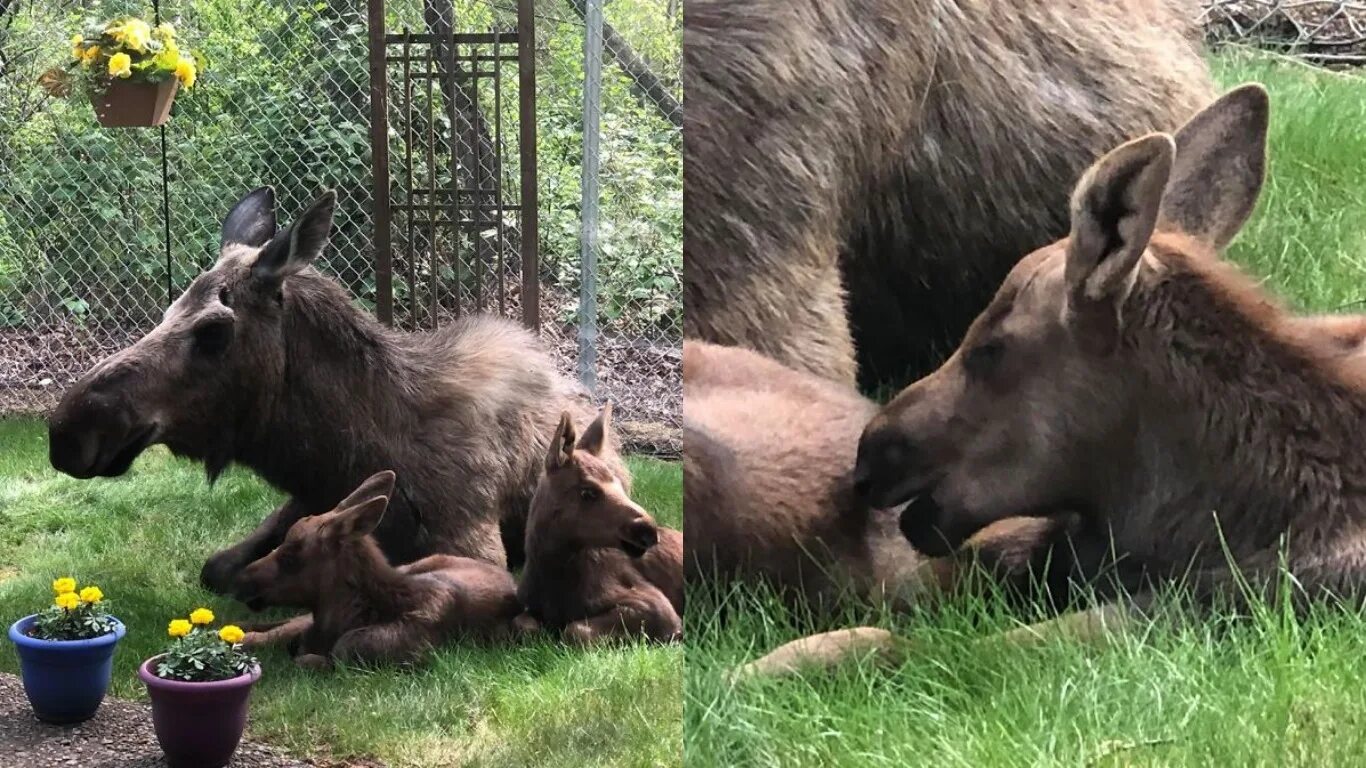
[235,471,522,668]
[860,84,1366,610]
[684,0,1214,388]
[685,340,1087,610]
[516,406,683,645]
[47,189,624,594]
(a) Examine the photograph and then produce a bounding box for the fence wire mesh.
[0,0,681,455]
[1201,1,1366,64]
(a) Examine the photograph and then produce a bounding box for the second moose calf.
[517,405,684,645]
[234,470,521,668]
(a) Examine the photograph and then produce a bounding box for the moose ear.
[252,190,337,282]
[339,495,389,537]
[1158,84,1269,250]
[546,412,576,472]
[335,470,397,511]
[221,187,276,249]
[1064,133,1174,353]
[576,402,612,456]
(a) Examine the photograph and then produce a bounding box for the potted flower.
[139,608,259,768]
[7,577,125,724]
[46,16,199,127]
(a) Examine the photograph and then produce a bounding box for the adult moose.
[684,0,1214,388]
[48,188,621,593]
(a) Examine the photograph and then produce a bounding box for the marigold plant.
[155,607,255,682]
[41,16,201,99]
[30,576,118,641]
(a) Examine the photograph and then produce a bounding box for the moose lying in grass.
[46,188,622,593]
[739,83,1366,678]
[684,340,1076,611]
[235,470,521,668]
[516,406,684,645]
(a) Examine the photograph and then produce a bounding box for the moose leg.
[330,622,433,667]
[563,592,682,646]
[240,614,314,651]
[201,497,313,594]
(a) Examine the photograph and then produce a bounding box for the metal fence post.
[368,0,393,326]
[577,0,603,393]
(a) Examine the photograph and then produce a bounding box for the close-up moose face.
[855,85,1270,557]
[529,405,659,558]
[234,470,397,610]
[47,187,336,479]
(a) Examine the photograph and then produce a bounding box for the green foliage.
[30,588,117,641]
[155,620,256,682]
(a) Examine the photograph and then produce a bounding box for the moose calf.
[235,470,521,668]
[516,406,684,645]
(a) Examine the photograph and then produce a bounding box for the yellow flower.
[219,625,245,644]
[71,36,84,60]
[108,52,132,79]
[167,619,192,638]
[189,607,215,625]
[155,23,176,41]
[79,586,104,604]
[174,55,196,89]
[81,46,101,66]
[70,34,82,47]
[52,577,77,595]
[54,592,80,611]
[109,19,152,53]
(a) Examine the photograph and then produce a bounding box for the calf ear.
[546,412,576,471]
[1065,133,1174,353]
[252,190,337,282]
[1158,84,1269,250]
[339,495,389,537]
[221,187,276,248]
[335,470,397,511]
[576,402,613,456]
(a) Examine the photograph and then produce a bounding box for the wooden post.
[368,0,394,325]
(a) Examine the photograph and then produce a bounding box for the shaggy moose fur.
[517,406,683,645]
[684,0,1214,387]
[685,340,1084,610]
[235,471,521,668]
[47,188,623,593]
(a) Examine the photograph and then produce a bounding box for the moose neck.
[316,539,418,630]
[1095,242,1366,569]
[240,273,419,505]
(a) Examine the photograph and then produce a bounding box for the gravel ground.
[0,673,331,768]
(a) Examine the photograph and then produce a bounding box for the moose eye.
[579,486,601,502]
[217,286,231,306]
[192,318,234,357]
[963,339,1005,377]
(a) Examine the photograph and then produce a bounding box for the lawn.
[685,50,1366,768]
[0,417,682,768]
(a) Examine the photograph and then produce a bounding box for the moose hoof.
[512,613,542,636]
[294,654,333,672]
[563,622,597,647]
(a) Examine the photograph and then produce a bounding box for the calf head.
[855,84,1270,556]
[234,470,397,610]
[48,187,337,479]
[528,404,658,557]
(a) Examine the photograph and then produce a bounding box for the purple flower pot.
[9,614,126,724]
[138,655,262,768]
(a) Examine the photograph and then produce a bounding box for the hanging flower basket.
[94,78,179,127]
[40,16,200,129]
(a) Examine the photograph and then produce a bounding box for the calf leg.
[564,592,682,646]
[240,614,313,652]
[331,622,433,667]
[202,498,313,595]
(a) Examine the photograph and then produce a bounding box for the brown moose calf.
[234,470,521,668]
[516,406,684,645]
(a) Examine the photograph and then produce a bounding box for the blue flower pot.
[8,614,126,724]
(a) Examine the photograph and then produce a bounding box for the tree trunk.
[561,0,682,129]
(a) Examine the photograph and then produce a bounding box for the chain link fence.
[1201,1,1366,64]
[0,0,681,454]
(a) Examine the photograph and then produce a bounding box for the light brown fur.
[684,0,1214,387]
[235,471,522,668]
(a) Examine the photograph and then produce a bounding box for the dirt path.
[0,672,325,768]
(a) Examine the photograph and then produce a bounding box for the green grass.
[686,51,1366,767]
[0,418,681,768]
